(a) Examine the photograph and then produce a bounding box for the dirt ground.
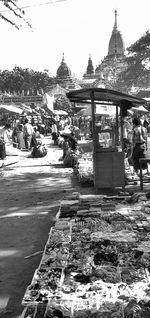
[1,137,150,318]
[0,137,94,318]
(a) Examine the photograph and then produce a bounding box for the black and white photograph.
[1,0,150,317]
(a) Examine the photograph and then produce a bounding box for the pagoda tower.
[95,10,127,89]
[108,9,125,57]
[80,55,98,87]
[83,55,94,78]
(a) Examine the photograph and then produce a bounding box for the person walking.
[51,119,58,145]
[17,124,25,149]
[23,118,34,150]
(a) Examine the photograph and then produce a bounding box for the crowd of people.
[0,111,150,174]
[0,117,47,159]
[0,113,80,163]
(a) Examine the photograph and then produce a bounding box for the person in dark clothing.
[68,132,78,151]
[0,139,6,159]
[132,117,148,174]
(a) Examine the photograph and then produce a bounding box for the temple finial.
[114,9,117,30]
[62,52,65,61]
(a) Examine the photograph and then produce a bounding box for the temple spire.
[86,54,94,74]
[114,9,117,30]
[108,10,124,57]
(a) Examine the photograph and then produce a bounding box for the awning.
[67,88,146,108]
[0,104,23,114]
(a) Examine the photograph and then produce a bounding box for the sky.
[0,0,150,79]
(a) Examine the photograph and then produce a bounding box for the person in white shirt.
[23,118,34,150]
[0,123,12,159]
[51,120,58,145]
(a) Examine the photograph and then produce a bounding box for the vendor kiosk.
[67,88,145,189]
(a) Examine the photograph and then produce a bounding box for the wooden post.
[90,90,97,188]
[120,102,125,190]
[120,105,124,151]
[116,105,119,146]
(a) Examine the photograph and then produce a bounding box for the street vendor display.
[22,193,150,317]
[67,88,146,189]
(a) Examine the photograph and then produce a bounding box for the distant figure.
[17,124,25,149]
[24,118,34,150]
[0,123,11,159]
[132,117,147,174]
[51,120,58,145]
[68,132,78,151]
[62,135,69,159]
[31,125,41,148]
[12,125,19,148]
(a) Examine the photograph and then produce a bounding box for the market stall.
[67,88,146,190]
[22,192,150,317]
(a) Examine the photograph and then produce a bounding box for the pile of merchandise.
[74,152,93,185]
[22,192,150,317]
[74,151,150,186]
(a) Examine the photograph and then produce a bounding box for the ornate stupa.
[56,53,72,79]
[56,53,81,90]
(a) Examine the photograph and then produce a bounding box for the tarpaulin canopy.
[42,93,54,111]
[0,104,23,114]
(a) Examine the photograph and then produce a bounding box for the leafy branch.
[0,0,32,29]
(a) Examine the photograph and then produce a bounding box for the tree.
[0,66,55,94]
[54,95,73,114]
[0,0,31,29]
[117,31,150,92]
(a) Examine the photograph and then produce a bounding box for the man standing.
[24,118,34,150]
[0,123,11,159]
[51,119,58,145]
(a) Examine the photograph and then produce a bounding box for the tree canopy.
[54,95,73,115]
[0,66,55,94]
[117,30,150,92]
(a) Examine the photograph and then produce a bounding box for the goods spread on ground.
[74,151,150,186]
[22,192,150,317]
[74,152,93,185]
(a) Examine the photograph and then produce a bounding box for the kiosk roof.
[67,88,145,107]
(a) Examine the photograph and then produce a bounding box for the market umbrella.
[131,105,149,112]
[53,110,68,115]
